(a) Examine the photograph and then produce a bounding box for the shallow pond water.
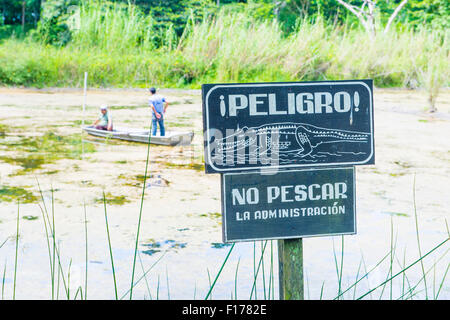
[0,88,449,300]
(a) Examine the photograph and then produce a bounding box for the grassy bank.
[0,4,448,90]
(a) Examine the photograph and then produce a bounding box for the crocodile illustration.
[212,122,370,163]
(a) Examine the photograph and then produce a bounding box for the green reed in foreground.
[0,183,448,300]
[1,135,449,299]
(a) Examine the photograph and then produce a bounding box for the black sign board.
[221,167,355,242]
[202,80,374,174]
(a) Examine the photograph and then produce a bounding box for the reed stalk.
[249,241,268,299]
[1,263,6,300]
[234,257,241,300]
[83,201,88,300]
[119,251,166,300]
[13,200,19,300]
[129,120,152,300]
[413,174,428,299]
[204,243,235,300]
[357,237,449,300]
[103,191,118,300]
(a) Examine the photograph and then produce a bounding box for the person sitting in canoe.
[148,87,169,136]
[92,104,113,131]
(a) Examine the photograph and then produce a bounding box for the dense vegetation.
[0,0,448,105]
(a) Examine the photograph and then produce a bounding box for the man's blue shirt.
[149,94,166,117]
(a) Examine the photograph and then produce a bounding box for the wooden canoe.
[83,126,194,146]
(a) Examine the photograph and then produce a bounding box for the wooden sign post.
[202,80,374,300]
[278,238,304,300]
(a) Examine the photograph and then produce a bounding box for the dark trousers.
[95,125,112,131]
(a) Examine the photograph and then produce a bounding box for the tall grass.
[182,13,449,87]
[73,1,157,53]
[0,3,447,91]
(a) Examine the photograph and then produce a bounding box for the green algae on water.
[141,239,187,256]
[0,123,7,137]
[119,173,171,188]
[199,212,221,219]
[8,132,96,157]
[0,130,96,174]
[211,243,232,249]
[163,161,204,171]
[22,215,39,221]
[94,192,130,206]
[0,185,38,204]
[0,155,47,172]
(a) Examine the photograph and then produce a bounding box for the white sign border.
[205,81,374,173]
[221,167,357,243]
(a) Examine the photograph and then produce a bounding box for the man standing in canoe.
[148,87,169,136]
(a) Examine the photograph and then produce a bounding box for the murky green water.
[0,89,449,300]
[0,126,96,176]
[0,185,38,203]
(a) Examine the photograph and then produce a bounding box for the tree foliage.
[0,0,448,44]
[32,0,79,45]
[112,0,216,36]
[0,0,41,25]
